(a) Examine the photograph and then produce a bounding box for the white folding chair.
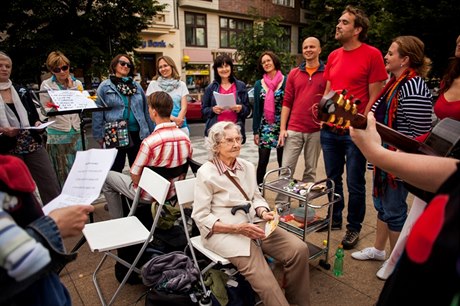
[175,178,230,279]
[83,167,171,306]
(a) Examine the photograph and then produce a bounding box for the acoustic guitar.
[317,90,460,200]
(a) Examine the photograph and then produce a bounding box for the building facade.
[136,0,309,91]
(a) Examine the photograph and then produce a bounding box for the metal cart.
[262,167,342,270]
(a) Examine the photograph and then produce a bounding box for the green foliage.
[233,10,296,85]
[301,0,460,78]
[0,0,166,86]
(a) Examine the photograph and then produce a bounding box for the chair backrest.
[148,162,189,180]
[188,158,202,177]
[175,178,196,206]
[138,167,171,205]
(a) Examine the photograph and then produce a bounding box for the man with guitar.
[320,5,387,249]
[350,112,459,306]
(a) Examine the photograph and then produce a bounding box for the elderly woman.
[192,121,310,306]
[39,51,83,187]
[92,54,154,172]
[146,56,189,135]
[351,36,433,280]
[201,54,249,143]
[0,51,60,204]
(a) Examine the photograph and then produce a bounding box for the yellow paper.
[264,210,279,238]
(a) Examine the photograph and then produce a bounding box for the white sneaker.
[376,260,391,280]
[351,247,386,261]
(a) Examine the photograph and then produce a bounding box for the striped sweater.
[371,76,433,138]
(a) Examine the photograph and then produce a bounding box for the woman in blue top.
[93,54,154,172]
[201,54,250,143]
[146,56,189,135]
[252,51,286,185]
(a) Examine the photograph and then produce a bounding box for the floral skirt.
[46,129,83,187]
[258,121,281,149]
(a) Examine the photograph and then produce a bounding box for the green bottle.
[333,244,344,276]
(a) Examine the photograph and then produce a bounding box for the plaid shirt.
[130,122,192,201]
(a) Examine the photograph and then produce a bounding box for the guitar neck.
[352,113,440,156]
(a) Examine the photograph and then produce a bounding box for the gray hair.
[205,121,241,159]
[0,52,12,65]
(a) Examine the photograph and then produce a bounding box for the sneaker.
[341,230,359,249]
[351,247,386,261]
[317,219,342,232]
[376,260,391,280]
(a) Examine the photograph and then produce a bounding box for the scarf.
[263,70,283,124]
[373,68,417,197]
[0,80,30,128]
[157,77,180,93]
[110,75,137,96]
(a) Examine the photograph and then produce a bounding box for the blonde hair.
[46,51,70,71]
[0,51,12,65]
[393,36,432,78]
[154,56,180,80]
[205,121,241,159]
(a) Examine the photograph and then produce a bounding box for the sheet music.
[19,121,55,130]
[42,149,117,215]
[213,92,236,108]
[47,90,98,111]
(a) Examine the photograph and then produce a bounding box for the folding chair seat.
[175,179,230,280]
[82,167,171,306]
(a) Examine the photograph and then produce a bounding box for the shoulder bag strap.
[224,171,250,201]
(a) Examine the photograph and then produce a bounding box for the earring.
[400,64,404,68]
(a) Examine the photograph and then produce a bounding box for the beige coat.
[192,158,269,258]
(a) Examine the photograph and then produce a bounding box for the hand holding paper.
[213,91,236,109]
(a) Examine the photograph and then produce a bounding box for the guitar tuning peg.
[344,120,351,128]
[327,114,336,123]
[337,90,346,107]
[336,117,344,126]
[353,99,361,105]
[352,103,358,115]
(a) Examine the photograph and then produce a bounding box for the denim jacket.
[201,79,249,142]
[0,215,76,304]
[92,79,154,141]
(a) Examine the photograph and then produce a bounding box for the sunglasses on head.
[118,60,133,68]
[52,65,69,73]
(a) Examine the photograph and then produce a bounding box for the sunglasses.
[118,60,133,68]
[52,65,69,73]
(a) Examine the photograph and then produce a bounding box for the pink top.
[217,83,238,123]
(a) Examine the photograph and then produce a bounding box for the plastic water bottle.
[333,244,344,276]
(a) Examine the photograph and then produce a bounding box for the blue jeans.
[320,129,366,232]
[373,180,408,231]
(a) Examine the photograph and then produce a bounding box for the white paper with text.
[47,90,98,111]
[213,92,236,109]
[42,149,117,215]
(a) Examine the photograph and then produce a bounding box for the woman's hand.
[253,134,259,146]
[261,210,275,221]
[230,105,242,113]
[235,223,266,239]
[212,105,224,114]
[0,127,19,137]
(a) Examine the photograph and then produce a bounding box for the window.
[278,25,291,52]
[272,0,294,8]
[219,17,252,48]
[185,12,207,47]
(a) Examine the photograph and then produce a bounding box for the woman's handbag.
[103,119,131,148]
[103,97,132,148]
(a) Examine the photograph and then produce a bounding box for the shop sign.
[186,70,210,75]
[141,40,167,48]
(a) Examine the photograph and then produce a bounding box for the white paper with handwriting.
[42,149,117,215]
[47,90,97,111]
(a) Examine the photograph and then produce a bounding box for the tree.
[233,10,296,85]
[302,0,460,78]
[0,0,165,87]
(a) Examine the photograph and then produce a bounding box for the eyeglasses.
[221,137,242,146]
[118,60,133,68]
[52,65,69,73]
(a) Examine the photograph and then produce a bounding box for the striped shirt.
[130,122,192,200]
[371,76,433,138]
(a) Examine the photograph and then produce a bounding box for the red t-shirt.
[324,43,387,114]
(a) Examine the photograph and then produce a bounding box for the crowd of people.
[1,3,459,305]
